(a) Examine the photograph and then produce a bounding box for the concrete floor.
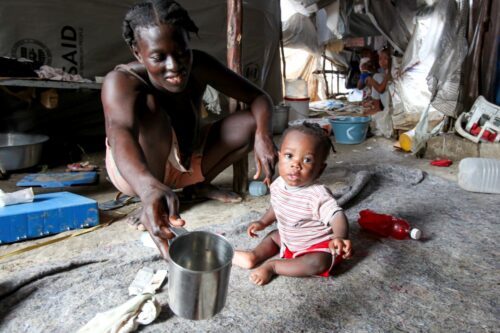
[0,135,461,275]
[5,134,500,333]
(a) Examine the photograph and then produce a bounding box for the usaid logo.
[11,39,52,69]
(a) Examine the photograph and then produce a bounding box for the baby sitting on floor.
[233,123,352,285]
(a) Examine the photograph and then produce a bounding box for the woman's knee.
[220,110,256,144]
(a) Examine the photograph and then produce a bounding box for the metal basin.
[0,133,49,171]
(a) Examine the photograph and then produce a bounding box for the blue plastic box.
[0,191,99,244]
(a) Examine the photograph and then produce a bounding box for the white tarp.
[0,0,282,100]
[0,0,135,79]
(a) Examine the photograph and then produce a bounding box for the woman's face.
[134,23,193,93]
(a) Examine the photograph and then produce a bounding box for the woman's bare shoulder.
[191,49,219,69]
[103,62,149,91]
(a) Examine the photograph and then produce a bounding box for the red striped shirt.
[270,177,343,253]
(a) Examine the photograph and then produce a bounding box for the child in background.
[233,123,352,285]
[365,47,392,113]
[357,57,374,91]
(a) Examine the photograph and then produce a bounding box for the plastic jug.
[358,209,422,240]
[458,157,500,194]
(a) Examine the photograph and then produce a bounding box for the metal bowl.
[0,133,49,171]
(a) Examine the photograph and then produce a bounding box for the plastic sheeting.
[282,13,321,54]
[391,0,467,134]
[0,0,135,79]
[363,0,415,54]
[404,0,467,152]
[463,0,500,109]
[0,0,281,97]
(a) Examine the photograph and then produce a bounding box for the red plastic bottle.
[358,209,422,240]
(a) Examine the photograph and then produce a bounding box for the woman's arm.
[193,50,277,184]
[366,71,390,94]
[101,70,183,258]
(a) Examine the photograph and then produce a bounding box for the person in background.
[233,123,352,285]
[357,57,375,95]
[101,0,277,258]
[364,47,392,114]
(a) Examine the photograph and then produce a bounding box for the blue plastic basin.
[329,116,371,144]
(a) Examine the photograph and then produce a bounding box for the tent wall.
[0,0,283,103]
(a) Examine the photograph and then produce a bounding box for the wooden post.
[227,0,248,194]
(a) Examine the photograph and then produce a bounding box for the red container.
[358,209,422,240]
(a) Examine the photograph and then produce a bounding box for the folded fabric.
[0,188,34,207]
[77,293,160,333]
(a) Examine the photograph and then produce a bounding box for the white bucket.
[285,79,308,98]
[285,96,310,122]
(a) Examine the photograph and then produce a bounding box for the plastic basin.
[329,116,371,144]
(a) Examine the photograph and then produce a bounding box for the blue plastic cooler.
[0,191,99,244]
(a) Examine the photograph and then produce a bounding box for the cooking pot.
[167,227,234,320]
[0,133,49,171]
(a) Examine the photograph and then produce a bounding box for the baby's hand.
[247,221,266,238]
[329,238,352,259]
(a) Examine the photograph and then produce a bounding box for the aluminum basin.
[0,133,49,171]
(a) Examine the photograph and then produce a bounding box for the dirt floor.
[0,135,460,270]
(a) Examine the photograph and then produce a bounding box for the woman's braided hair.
[281,122,335,162]
[122,0,199,48]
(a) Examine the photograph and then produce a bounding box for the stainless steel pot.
[168,227,234,320]
[0,133,49,171]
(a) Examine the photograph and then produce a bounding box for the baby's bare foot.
[233,251,257,269]
[250,264,274,286]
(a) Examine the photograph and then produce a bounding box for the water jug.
[458,158,500,194]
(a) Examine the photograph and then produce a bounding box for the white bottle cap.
[410,228,422,240]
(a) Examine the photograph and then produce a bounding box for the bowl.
[0,133,49,171]
[329,116,371,144]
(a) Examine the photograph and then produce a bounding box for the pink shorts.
[105,139,205,196]
[282,240,342,277]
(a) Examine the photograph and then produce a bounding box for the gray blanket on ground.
[0,165,497,332]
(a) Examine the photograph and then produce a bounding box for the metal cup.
[167,227,234,320]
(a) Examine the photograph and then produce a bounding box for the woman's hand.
[253,131,278,186]
[247,221,267,238]
[329,238,352,259]
[139,184,185,259]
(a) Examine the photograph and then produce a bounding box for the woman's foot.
[126,207,146,231]
[233,251,257,269]
[250,263,275,286]
[183,183,242,203]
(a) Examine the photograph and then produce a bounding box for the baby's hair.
[281,122,335,161]
[122,0,199,48]
[379,46,391,57]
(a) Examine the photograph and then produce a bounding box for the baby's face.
[360,62,373,72]
[278,130,326,187]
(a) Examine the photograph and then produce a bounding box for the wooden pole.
[227,0,248,194]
